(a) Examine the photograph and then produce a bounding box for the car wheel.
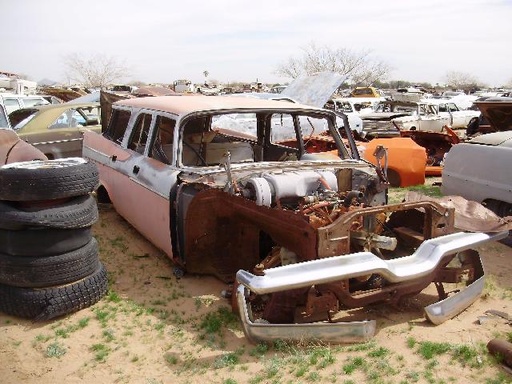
[0,227,92,256]
[386,169,401,188]
[497,201,512,218]
[0,158,98,201]
[0,238,99,288]
[0,262,108,321]
[0,195,98,230]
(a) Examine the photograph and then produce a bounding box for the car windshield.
[211,112,330,142]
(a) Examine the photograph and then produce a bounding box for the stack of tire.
[0,158,108,321]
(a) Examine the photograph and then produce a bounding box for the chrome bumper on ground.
[236,284,376,344]
[236,231,508,344]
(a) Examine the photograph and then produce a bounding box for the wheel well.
[483,199,512,217]
[95,185,111,204]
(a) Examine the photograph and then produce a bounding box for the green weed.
[46,342,67,358]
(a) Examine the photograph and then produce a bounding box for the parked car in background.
[427,99,481,130]
[0,128,47,165]
[82,94,507,344]
[0,93,50,114]
[468,97,512,135]
[9,102,101,159]
[442,131,512,217]
[349,86,382,98]
[0,99,10,130]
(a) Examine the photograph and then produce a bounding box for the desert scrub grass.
[102,328,116,342]
[46,341,67,358]
[91,343,111,362]
[53,317,91,339]
[417,341,452,359]
[342,356,366,374]
[164,351,179,365]
[249,343,269,357]
[105,290,122,303]
[451,344,481,367]
[213,350,243,369]
[198,306,239,339]
[388,182,442,205]
[110,235,129,252]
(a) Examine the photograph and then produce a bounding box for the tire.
[0,195,98,230]
[0,262,108,321]
[0,227,92,256]
[0,238,100,288]
[0,158,99,201]
[387,168,401,188]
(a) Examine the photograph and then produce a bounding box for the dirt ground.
[1,192,511,383]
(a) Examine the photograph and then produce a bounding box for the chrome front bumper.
[236,231,508,344]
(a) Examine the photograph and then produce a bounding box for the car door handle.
[133,165,140,174]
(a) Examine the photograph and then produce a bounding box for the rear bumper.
[236,230,508,343]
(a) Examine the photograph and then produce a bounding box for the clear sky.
[2,0,511,87]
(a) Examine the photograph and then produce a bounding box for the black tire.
[387,168,401,188]
[0,158,99,201]
[0,262,108,321]
[0,195,98,230]
[0,238,99,287]
[0,227,92,256]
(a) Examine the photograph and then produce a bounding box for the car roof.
[113,95,323,116]
[12,102,100,130]
[469,131,512,147]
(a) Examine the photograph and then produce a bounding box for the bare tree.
[64,53,130,88]
[275,42,391,85]
[444,71,483,92]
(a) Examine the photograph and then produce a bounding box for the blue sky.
[2,0,511,87]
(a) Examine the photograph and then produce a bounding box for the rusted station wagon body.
[83,95,508,344]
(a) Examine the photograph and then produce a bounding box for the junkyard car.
[0,93,50,114]
[0,128,47,165]
[427,99,481,130]
[9,102,101,158]
[467,96,512,135]
[84,95,508,344]
[349,87,383,98]
[442,131,512,217]
[0,99,47,164]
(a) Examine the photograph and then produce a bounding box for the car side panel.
[442,143,512,204]
[83,130,178,257]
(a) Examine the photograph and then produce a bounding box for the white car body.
[442,131,512,217]
[392,100,480,132]
[427,99,480,129]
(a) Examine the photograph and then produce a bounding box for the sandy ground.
[1,198,511,384]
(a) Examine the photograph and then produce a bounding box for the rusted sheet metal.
[403,192,512,232]
[400,126,460,176]
[39,87,87,102]
[317,200,455,257]
[184,188,317,282]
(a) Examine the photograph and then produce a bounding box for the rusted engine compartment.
[178,163,481,326]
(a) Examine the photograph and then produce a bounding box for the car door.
[99,109,180,257]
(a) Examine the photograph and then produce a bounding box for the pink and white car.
[83,94,508,344]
